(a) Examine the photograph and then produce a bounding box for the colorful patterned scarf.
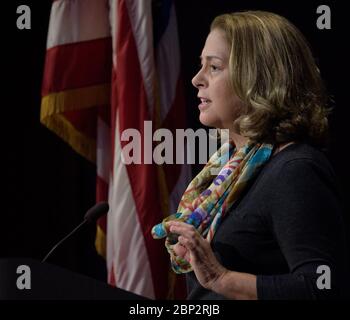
[151,141,274,274]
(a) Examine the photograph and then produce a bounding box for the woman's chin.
[199,113,218,127]
[199,116,212,127]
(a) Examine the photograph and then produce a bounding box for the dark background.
[2,0,348,282]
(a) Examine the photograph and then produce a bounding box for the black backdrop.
[2,0,349,282]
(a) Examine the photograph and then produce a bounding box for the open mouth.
[199,98,211,109]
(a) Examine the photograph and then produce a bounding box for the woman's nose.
[191,69,205,89]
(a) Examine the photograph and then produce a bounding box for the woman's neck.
[229,131,249,150]
[228,129,295,154]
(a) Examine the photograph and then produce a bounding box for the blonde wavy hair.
[211,11,331,147]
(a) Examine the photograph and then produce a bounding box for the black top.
[186,143,348,300]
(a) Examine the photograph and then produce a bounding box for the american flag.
[41,0,190,299]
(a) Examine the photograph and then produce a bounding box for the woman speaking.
[152,11,347,300]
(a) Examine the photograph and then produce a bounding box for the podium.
[0,258,149,300]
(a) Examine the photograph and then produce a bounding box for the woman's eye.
[197,63,219,72]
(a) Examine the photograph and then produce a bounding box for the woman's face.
[192,29,242,130]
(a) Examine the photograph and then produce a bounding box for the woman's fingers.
[168,221,198,239]
[173,242,187,258]
[167,221,200,262]
[168,221,205,260]
[166,221,226,290]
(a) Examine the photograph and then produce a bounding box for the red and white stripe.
[107,0,190,299]
[46,0,111,49]
[43,0,112,253]
[43,0,190,299]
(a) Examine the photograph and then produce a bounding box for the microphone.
[84,202,109,222]
[42,202,109,263]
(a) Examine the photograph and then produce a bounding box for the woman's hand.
[167,221,228,291]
